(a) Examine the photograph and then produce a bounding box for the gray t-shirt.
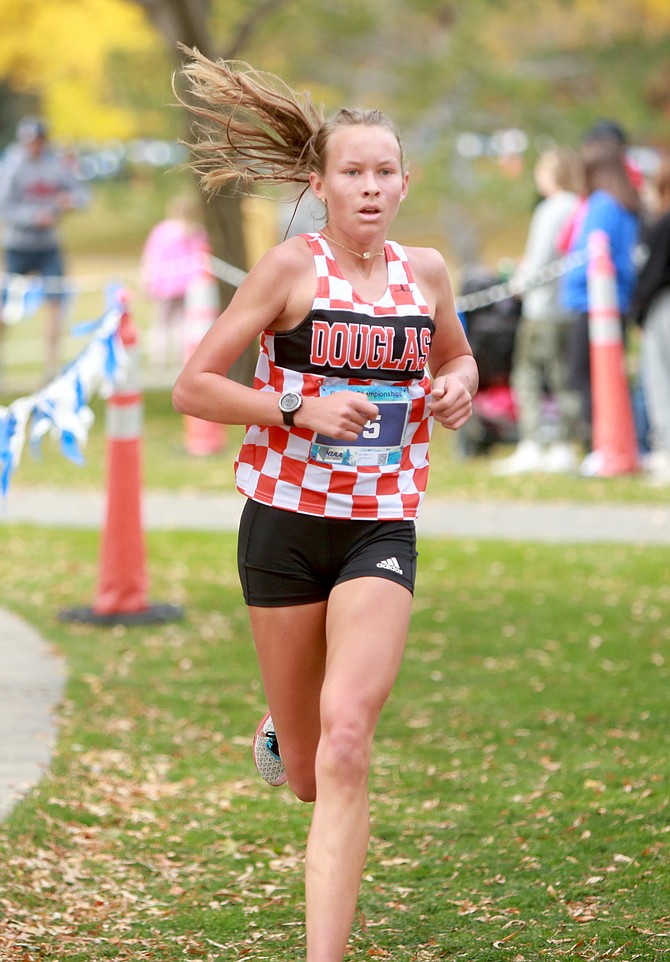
[0,144,88,252]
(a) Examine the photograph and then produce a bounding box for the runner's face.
[310,125,408,236]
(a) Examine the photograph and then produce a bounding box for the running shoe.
[253,712,287,786]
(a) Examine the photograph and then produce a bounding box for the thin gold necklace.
[320,231,385,261]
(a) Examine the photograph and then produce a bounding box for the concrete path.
[0,608,67,822]
[3,484,670,543]
[1,485,669,824]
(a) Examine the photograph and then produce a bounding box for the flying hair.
[175,48,405,196]
[175,47,325,193]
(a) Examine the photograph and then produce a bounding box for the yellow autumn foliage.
[0,0,159,141]
[1,0,669,143]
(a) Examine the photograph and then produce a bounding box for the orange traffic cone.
[586,230,639,477]
[183,251,227,456]
[60,293,182,626]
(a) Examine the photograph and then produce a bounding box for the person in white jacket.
[493,147,584,475]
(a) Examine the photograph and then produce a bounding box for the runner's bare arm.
[172,238,377,437]
[408,246,478,430]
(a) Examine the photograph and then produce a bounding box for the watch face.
[280,393,301,412]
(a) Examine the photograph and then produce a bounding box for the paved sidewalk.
[1,486,669,824]
[3,485,670,543]
[0,609,67,822]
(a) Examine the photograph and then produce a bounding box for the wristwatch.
[278,391,303,426]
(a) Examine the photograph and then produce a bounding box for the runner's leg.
[249,600,327,801]
[305,575,412,962]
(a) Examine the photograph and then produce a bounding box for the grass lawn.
[0,525,667,961]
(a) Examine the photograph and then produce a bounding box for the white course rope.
[1,246,589,325]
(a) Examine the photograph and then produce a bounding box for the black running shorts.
[237,500,418,607]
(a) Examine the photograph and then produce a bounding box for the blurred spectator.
[0,116,89,379]
[630,151,670,485]
[559,135,641,466]
[493,148,583,475]
[140,193,210,366]
[457,265,520,458]
[582,119,644,190]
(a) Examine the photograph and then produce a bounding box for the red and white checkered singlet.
[235,232,436,519]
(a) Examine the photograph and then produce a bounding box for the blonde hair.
[175,48,405,195]
[535,147,584,195]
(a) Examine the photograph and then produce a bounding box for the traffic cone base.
[94,438,148,614]
[590,342,639,476]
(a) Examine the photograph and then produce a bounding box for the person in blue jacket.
[560,136,641,461]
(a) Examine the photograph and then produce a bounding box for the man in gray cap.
[0,116,89,380]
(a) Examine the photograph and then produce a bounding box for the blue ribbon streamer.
[104,332,119,381]
[26,281,47,315]
[0,410,17,498]
[1,292,125,503]
[60,429,85,466]
[74,375,85,412]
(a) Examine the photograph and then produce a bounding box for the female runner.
[172,52,478,962]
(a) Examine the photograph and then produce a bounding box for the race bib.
[310,384,410,467]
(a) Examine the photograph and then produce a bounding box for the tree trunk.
[131,0,287,384]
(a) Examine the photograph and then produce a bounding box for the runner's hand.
[428,375,473,430]
[296,391,379,440]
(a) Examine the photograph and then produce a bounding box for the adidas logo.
[376,556,403,574]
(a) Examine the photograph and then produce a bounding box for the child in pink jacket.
[140,194,209,365]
